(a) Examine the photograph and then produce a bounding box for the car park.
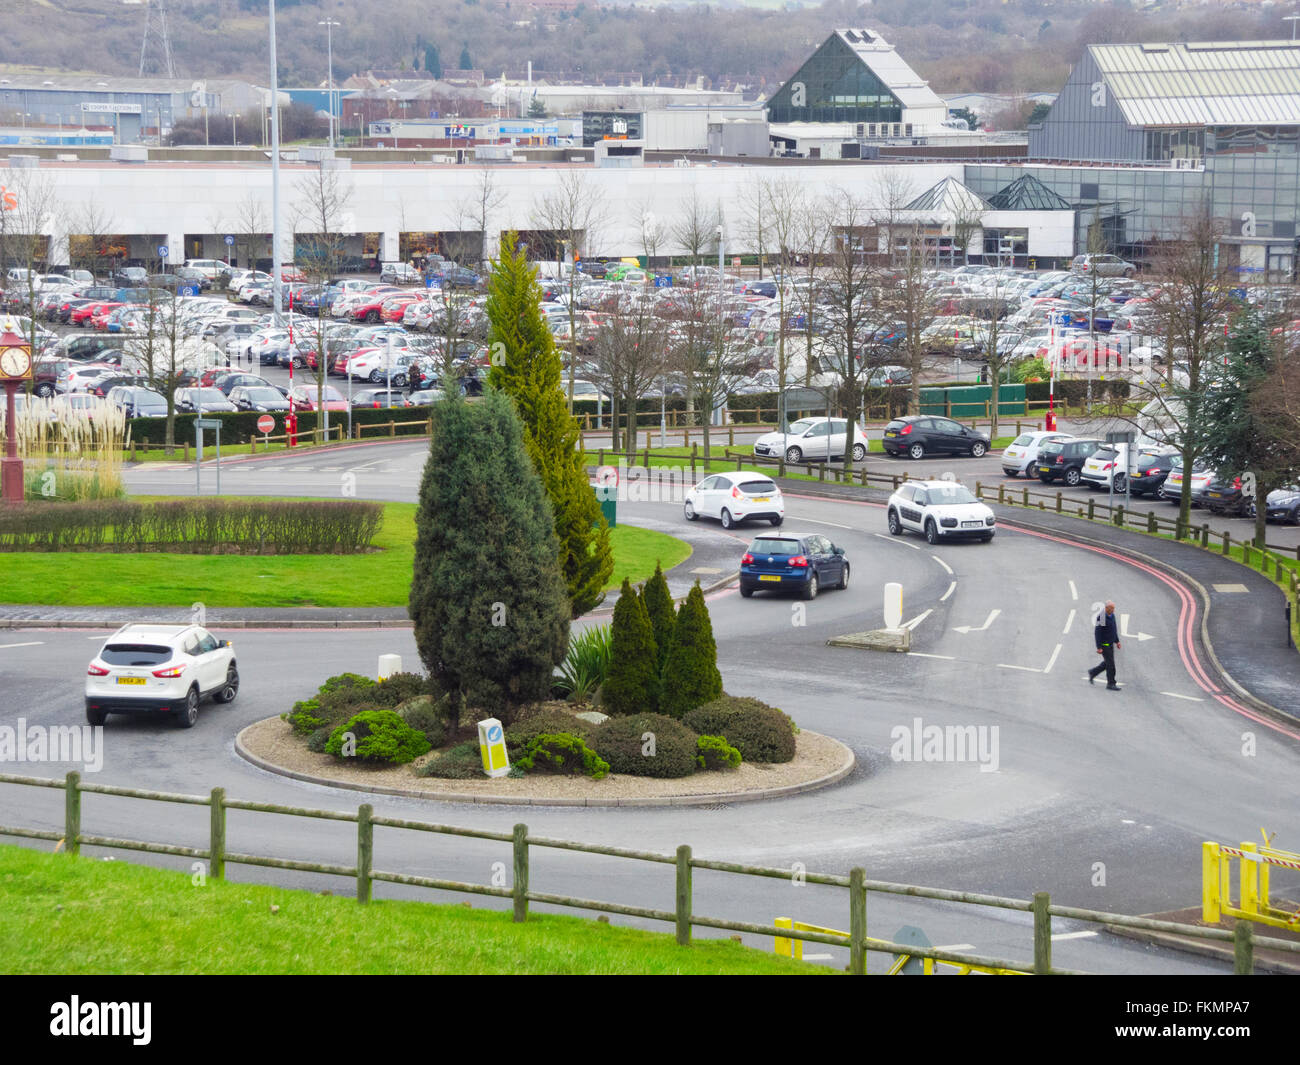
[683,471,784,529]
[752,417,870,464]
[1002,431,1073,477]
[1035,437,1104,486]
[106,385,168,418]
[882,415,991,459]
[1070,253,1137,278]
[176,387,238,414]
[739,533,848,600]
[85,623,238,728]
[886,479,996,544]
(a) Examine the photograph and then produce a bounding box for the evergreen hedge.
[126,405,436,446]
[602,578,658,715]
[591,713,699,778]
[659,582,722,719]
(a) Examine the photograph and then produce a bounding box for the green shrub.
[591,713,698,778]
[505,710,592,754]
[416,741,484,779]
[683,696,796,764]
[659,583,722,719]
[323,709,432,765]
[306,726,333,753]
[319,673,375,695]
[517,733,610,779]
[285,697,324,735]
[396,694,448,748]
[375,672,429,705]
[552,624,612,701]
[696,735,742,771]
[602,578,658,715]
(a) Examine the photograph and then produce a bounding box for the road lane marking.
[799,518,853,529]
[1062,609,1075,634]
[931,556,954,575]
[934,943,975,951]
[1119,613,1155,641]
[1160,691,1203,702]
[873,533,921,550]
[1051,931,1098,942]
[954,608,1000,634]
[1042,643,1063,674]
[998,662,1041,672]
[902,609,932,631]
[802,953,835,961]
[1068,580,1078,601]
[940,581,956,602]
[911,652,955,661]
[0,641,43,649]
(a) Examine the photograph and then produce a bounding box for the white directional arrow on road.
[1119,614,1155,641]
[954,609,1001,634]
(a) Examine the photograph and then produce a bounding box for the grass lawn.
[0,845,825,975]
[0,503,687,608]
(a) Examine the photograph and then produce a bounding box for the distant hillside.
[0,0,1286,96]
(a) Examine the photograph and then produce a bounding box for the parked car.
[752,417,870,464]
[1035,437,1104,486]
[1070,253,1137,278]
[881,415,991,460]
[739,533,849,599]
[380,262,422,284]
[1163,456,1214,505]
[1002,431,1073,478]
[286,384,349,412]
[1201,474,1251,517]
[106,385,168,418]
[229,386,291,412]
[209,372,277,397]
[683,471,784,530]
[886,479,997,544]
[350,388,412,408]
[1128,449,1180,498]
[85,623,238,728]
[864,365,913,388]
[1264,485,1300,525]
[176,387,238,414]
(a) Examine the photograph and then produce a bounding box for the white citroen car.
[1002,430,1074,478]
[885,479,997,544]
[85,624,238,728]
[684,470,784,529]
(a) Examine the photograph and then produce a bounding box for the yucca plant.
[552,624,612,702]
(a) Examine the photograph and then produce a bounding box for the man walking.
[1088,601,1121,690]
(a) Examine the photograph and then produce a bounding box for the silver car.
[1070,254,1136,278]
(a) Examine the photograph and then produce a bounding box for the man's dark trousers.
[1089,644,1116,686]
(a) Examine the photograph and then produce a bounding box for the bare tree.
[531,171,608,407]
[671,188,721,270]
[125,283,206,455]
[587,291,669,453]
[67,198,118,281]
[759,177,806,451]
[873,221,943,417]
[458,167,507,269]
[292,163,352,438]
[872,169,918,267]
[0,166,61,362]
[233,191,269,272]
[738,175,772,279]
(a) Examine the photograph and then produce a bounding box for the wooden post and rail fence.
[4,771,1297,974]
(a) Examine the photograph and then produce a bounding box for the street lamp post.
[318,17,340,150]
[269,0,283,329]
[1285,14,1300,40]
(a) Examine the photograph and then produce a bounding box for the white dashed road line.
[0,641,43,650]
[1160,691,1204,703]
[902,609,933,631]
[910,652,955,660]
[874,533,921,550]
[931,555,954,575]
[1042,643,1063,674]
[1068,580,1078,601]
[799,518,853,530]
[940,581,957,602]
[1051,931,1099,942]
[1062,608,1076,635]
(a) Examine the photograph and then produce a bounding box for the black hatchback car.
[882,415,992,459]
[1036,438,1104,486]
[1128,448,1179,498]
[739,533,849,600]
[1201,474,1250,516]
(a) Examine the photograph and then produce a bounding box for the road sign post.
[194,417,223,495]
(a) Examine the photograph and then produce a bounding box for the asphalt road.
[3,438,1298,974]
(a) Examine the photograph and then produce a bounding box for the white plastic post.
[377,654,402,680]
[883,583,903,631]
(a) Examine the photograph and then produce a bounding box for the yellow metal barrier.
[1202,833,1300,931]
[774,918,1021,973]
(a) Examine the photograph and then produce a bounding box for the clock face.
[0,346,31,378]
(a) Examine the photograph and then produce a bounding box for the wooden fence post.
[1022,486,1029,507]
[210,787,226,880]
[849,867,867,975]
[676,845,692,946]
[513,823,529,923]
[691,444,698,477]
[1087,499,1095,522]
[64,771,80,857]
[1115,505,1124,527]
[1147,511,1156,534]
[356,803,373,904]
[1222,531,1231,556]
[1234,919,1254,975]
[998,485,1005,504]
[1057,492,1063,514]
[1200,523,1210,548]
[1033,892,1052,974]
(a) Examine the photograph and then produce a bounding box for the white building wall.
[31,159,965,259]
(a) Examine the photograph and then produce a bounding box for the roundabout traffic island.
[237,677,855,807]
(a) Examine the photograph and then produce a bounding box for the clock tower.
[0,321,33,505]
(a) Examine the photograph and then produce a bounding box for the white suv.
[85,624,238,728]
[886,479,997,544]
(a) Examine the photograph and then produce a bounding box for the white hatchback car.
[886,479,997,544]
[1001,431,1074,478]
[85,624,238,728]
[684,470,784,530]
[752,417,871,464]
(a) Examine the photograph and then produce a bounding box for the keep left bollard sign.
[478,718,510,778]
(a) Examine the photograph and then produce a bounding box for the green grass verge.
[0,844,825,975]
[0,503,687,607]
